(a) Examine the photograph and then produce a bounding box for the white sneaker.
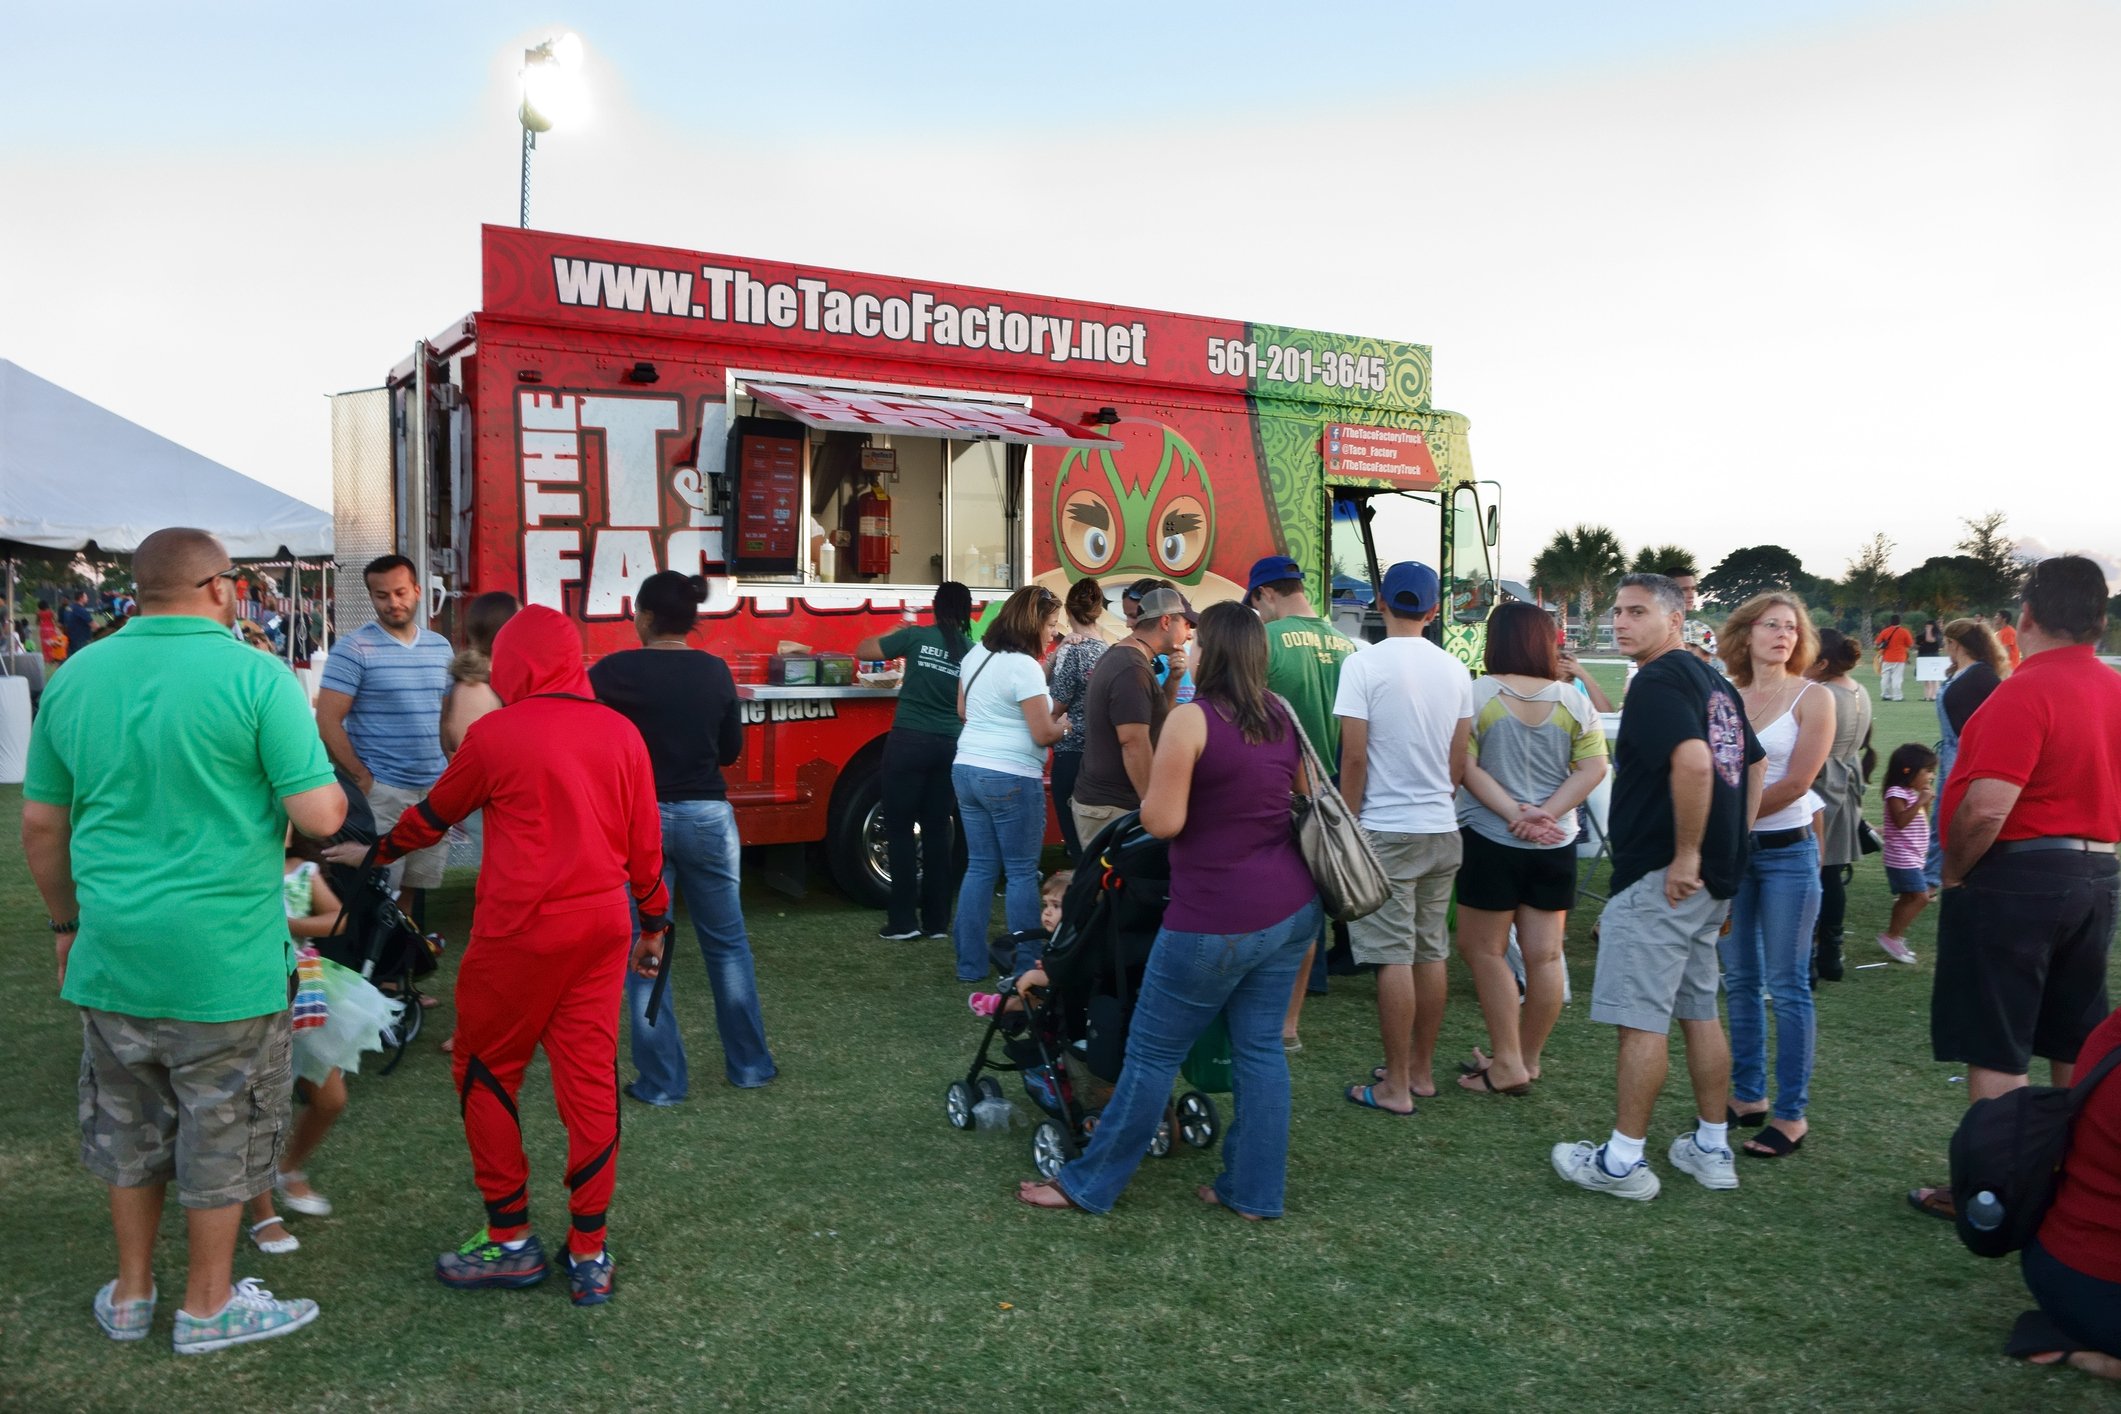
[1876,933,1918,965]
[1551,1140,1660,1201]
[275,1171,333,1217]
[1668,1133,1740,1191]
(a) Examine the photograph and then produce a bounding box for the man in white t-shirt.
[1335,562,1474,1117]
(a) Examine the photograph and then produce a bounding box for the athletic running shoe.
[876,927,921,941]
[435,1231,549,1289]
[93,1280,155,1342]
[1551,1140,1661,1201]
[1877,933,1918,965]
[1668,1133,1740,1191]
[562,1248,615,1306]
[171,1278,318,1355]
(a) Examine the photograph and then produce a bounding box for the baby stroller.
[313,849,439,1074]
[943,811,1221,1180]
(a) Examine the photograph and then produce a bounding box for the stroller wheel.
[945,1081,976,1131]
[1177,1091,1219,1149]
[1148,1116,1174,1159]
[377,991,423,1076]
[976,1076,1005,1104]
[1031,1119,1077,1180]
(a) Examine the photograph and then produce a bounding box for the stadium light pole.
[517,32,585,228]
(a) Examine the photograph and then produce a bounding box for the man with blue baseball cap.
[1248,555,1364,1048]
[1333,562,1474,1116]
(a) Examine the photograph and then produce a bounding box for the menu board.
[734,427,804,570]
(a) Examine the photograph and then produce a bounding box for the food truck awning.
[743,382,1123,450]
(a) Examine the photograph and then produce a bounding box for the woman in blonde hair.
[1717,593,1834,1160]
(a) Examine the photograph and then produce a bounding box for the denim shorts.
[1885,866,1929,896]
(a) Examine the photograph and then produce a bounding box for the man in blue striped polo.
[317,555,455,929]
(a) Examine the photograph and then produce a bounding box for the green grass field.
[1,667,2111,1412]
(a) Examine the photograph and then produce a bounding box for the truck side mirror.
[1486,505,1500,547]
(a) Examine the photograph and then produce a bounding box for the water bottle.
[972,1097,1016,1132]
[1966,1190,2005,1232]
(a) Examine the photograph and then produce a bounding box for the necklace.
[646,636,690,651]
[1744,673,1798,728]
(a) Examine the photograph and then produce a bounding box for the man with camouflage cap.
[21,528,347,1355]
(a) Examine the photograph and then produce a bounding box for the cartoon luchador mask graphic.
[1051,420,1216,586]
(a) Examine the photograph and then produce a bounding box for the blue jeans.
[1720,835,1821,1122]
[950,764,1045,982]
[623,800,777,1098]
[1056,898,1322,1218]
[1923,756,1950,893]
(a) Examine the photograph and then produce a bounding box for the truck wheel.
[826,762,893,910]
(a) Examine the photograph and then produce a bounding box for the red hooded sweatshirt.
[375,605,669,938]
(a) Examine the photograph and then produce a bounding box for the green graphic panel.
[1242,322,1430,415]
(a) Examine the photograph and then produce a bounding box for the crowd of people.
[20,528,2121,1379]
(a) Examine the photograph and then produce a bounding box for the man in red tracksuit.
[337,605,668,1306]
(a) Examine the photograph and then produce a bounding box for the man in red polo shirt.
[1908,557,2121,1220]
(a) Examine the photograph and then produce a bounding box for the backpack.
[1947,1042,2121,1258]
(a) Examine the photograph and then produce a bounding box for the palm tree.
[1531,525,1627,644]
[1628,544,1698,579]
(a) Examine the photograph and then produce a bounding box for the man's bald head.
[134,528,231,609]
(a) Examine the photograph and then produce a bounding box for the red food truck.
[330,225,1499,907]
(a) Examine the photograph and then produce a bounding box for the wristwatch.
[49,917,79,934]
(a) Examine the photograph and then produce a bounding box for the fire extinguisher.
[854,479,892,576]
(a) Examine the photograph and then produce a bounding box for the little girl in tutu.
[247,835,404,1255]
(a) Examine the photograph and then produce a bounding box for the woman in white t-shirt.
[950,585,1068,983]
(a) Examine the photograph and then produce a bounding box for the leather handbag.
[1273,694,1391,922]
[1858,820,1884,856]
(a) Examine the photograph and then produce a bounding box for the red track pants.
[451,900,629,1258]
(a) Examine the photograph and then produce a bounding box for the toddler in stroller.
[943,813,1222,1179]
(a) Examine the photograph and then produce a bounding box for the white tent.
[0,359,332,559]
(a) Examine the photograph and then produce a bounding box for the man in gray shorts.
[1333,563,1474,1116]
[1552,574,1764,1200]
[21,529,347,1353]
[317,554,456,929]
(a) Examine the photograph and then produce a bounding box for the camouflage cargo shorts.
[78,1009,291,1209]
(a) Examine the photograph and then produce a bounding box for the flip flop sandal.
[1906,1186,1957,1221]
[1344,1084,1416,1117]
[1726,1105,1771,1128]
[1455,1047,1494,1077]
[1016,1180,1082,1212]
[1458,1068,1532,1097]
[1742,1127,1805,1158]
[1368,1068,1440,1097]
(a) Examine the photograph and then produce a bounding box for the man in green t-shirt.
[22,528,347,1356]
[1248,555,1363,1042]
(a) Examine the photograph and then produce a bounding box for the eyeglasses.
[195,565,241,589]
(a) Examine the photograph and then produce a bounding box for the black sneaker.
[877,926,921,941]
[435,1231,548,1289]
[562,1248,615,1306]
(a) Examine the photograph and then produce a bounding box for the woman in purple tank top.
[1019,601,1323,1220]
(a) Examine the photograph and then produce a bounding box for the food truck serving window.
[726,381,1122,590]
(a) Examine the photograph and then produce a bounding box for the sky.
[4,0,2116,585]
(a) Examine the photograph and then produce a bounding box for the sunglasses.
[196,565,242,589]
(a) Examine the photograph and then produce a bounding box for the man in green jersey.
[1248,555,1362,1046]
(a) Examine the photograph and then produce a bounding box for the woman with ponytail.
[858,583,976,941]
